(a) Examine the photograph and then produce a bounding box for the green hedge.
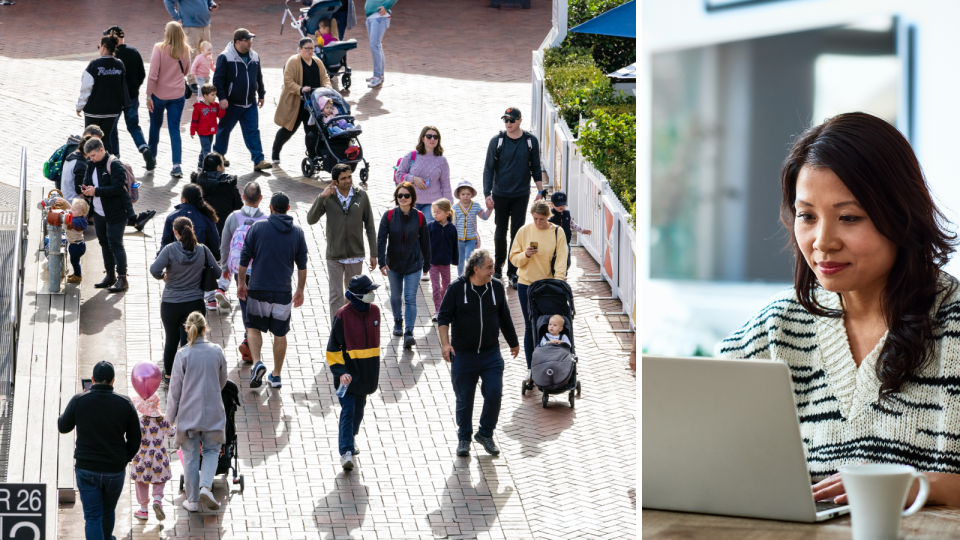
[564,0,636,74]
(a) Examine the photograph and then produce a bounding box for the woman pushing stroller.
[272,38,332,165]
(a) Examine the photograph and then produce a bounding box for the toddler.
[452,180,492,275]
[66,198,89,283]
[427,198,458,321]
[540,314,572,347]
[319,97,356,135]
[316,19,337,46]
[131,393,176,522]
[189,41,215,89]
[549,191,591,271]
[190,84,225,169]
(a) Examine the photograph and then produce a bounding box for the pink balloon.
[131,362,161,400]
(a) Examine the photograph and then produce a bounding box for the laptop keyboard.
[815,500,846,512]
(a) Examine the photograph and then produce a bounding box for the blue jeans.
[180,431,222,503]
[387,270,420,333]
[198,134,213,167]
[148,95,185,165]
[76,468,125,540]
[451,348,504,440]
[366,16,389,78]
[214,104,265,164]
[111,97,148,155]
[415,203,434,224]
[517,283,533,368]
[69,242,86,276]
[457,239,477,276]
[337,392,367,456]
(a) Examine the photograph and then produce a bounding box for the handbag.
[179,59,193,99]
[199,245,219,291]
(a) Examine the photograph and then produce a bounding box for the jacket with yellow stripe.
[326,303,382,396]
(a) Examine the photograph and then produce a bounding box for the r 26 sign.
[0,484,44,539]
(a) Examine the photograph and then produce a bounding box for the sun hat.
[454,180,477,198]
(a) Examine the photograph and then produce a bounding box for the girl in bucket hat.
[131,393,176,521]
[453,180,492,276]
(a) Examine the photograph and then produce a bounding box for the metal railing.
[10,148,27,376]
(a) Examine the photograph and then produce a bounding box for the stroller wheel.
[521,379,527,396]
[301,157,315,178]
[576,381,581,396]
[179,474,184,493]
[239,474,245,492]
[542,392,549,408]
[359,166,369,184]
[569,391,575,408]
[342,73,352,90]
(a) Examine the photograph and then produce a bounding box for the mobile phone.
[81,378,92,391]
[530,241,538,249]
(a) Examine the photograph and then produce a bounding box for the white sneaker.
[181,500,198,512]
[199,487,220,511]
[271,158,281,165]
[367,77,383,88]
[340,451,354,471]
[365,76,383,82]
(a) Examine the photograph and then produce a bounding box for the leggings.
[160,299,205,376]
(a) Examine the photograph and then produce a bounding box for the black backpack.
[493,130,534,174]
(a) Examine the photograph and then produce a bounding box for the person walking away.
[306,163,377,319]
[76,35,129,157]
[333,0,357,41]
[66,198,90,283]
[364,0,396,88]
[159,184,221,311]
[58,361,141,540]
[437,250,519,456]
[151,217,221,382]
[146,21,192,178]
[219,182,266,361]
[377,182,430,349]
[166,312,228,513]
[191,153,241,308]
[428,198,457,321]
[453,180,491,276]
[509,201,568,381]
[130,393,176,521]
[548,191,591,271]
[272,38,331,165]
[190,84,225,169]
[190,40,215,89]
[326,274,381,470]
[104,26,156,171]
[164,0,219,92]
[237,192,309,389]
[482,107,547,286]
[81,138,135,293]
[212,29,273,172]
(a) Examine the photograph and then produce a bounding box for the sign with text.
[0,484,44,540]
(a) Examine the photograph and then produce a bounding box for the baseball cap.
[92,361,115,384]
[103,26,124,38]
[348,274,380,294]
[234,28,256,41]
[501,107,522,121]
[551,191,567,206]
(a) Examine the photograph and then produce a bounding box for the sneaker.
[393,319,403,337]
[189,83,200,95]
[340,451,354,471]
[199,487,220,511]
[421,273,430,281]
[249,361,267,388]
[223,159,230,167]
[367,77,383,88]
[431,315,438,323]
[67,275,82,283]
[141,146,156,171]
[134,210,157,231]
[254,160,273,171]
[162,375,170,387]
[403,331,416,349]
[510,274,519,289]
[267,373,282,388]
[271,158,281,164]
[171,165,183,178]
[205,300,218,311]
[353,443,360,455]
[215,288,231,309]
[456,440,470,456]
[181,500,198,512]
[473,433,500,455]
[152,499,165,521]
[238,340,253,362]
[134,509,149,520]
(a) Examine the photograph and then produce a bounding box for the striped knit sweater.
[715,276,960,482]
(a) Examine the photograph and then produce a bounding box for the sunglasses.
[423,134,439,140]
[397,193,412,199]
[503,118,519,124]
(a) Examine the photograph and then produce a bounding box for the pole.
[47,223,61,293]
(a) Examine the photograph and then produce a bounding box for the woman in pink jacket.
[146,21,192,178]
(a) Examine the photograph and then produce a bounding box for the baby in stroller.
[316,19,337,46]
[319,96,357,135]
[539,314,572,347]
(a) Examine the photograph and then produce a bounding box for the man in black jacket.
[437,249,520,457]
[81,138,135,293]
[58,361,140,540]
[104,26,156,171]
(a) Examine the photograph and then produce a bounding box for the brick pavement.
[0,1,635,538]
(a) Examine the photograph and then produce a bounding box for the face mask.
[361,291,376,303]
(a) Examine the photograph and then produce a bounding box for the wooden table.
[642,508,960,539]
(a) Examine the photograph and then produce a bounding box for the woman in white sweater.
[716,112,960,508]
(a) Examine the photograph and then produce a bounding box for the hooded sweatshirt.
[159,203,221,261]
[190,171,242,236]
[61,151,87,203]
[150,241,221,303]
[213,42,264,108]
[219,205,265,269]
[437,276,519,353]
[239,214,309,291]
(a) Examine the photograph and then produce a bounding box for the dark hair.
[464,249,491,279]
[78,134,96,157]
[243,181,261,203]
[271,192,290,213]
[331,163,352,183]
[100,35,119,55]
[780,112,958,400]
[181,184,218,223]
[393,182,417,207]
[83,137,104,155]
[200,83,217,96]
[173,216,197,251]
[189,153,225,183]
[82,125,104,138]
[299,37,314,49]
[416,125,444,156]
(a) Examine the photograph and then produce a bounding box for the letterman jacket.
[77,55,130,117]
[326,303,381,396]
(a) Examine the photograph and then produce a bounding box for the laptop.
[642,355,850,522]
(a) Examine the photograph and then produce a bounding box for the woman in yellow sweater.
[509,201,569,378]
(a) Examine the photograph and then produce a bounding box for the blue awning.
[569,1,636,39]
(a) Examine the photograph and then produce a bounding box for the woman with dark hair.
[377,181,431,349]
[160,184,220,310]
[151,218,220,382]
[272,38,331,164]
[716,112,960,508]
[190,153,242,239]
[76,35,129,157]
[394,125,452,225]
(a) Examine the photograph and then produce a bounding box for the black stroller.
[282,0,358,89]
[521,279,581,408]
[302,87,370,182]
[178,380,245,493]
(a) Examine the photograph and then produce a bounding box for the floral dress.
[130,416,176,484]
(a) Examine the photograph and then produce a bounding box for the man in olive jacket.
[81,137,135,293]
[306,163,377,317]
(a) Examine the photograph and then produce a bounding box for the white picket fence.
[532,49,637,327]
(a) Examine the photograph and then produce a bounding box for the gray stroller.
[522,279,581,408]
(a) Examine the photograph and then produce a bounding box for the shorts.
[245,290,293,337]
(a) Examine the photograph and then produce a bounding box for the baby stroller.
[282,0,358,89]
[521,279,581,408]
[302,87,370,182]
[178,380,245,493]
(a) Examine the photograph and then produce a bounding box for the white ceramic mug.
[839,464,930,540]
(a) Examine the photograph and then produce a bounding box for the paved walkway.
[0,1,635,538]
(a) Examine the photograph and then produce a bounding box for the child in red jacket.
[190,84,225,171]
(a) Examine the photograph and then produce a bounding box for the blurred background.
[640,0,960,355]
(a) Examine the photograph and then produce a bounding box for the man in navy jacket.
[212,28,272,172]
